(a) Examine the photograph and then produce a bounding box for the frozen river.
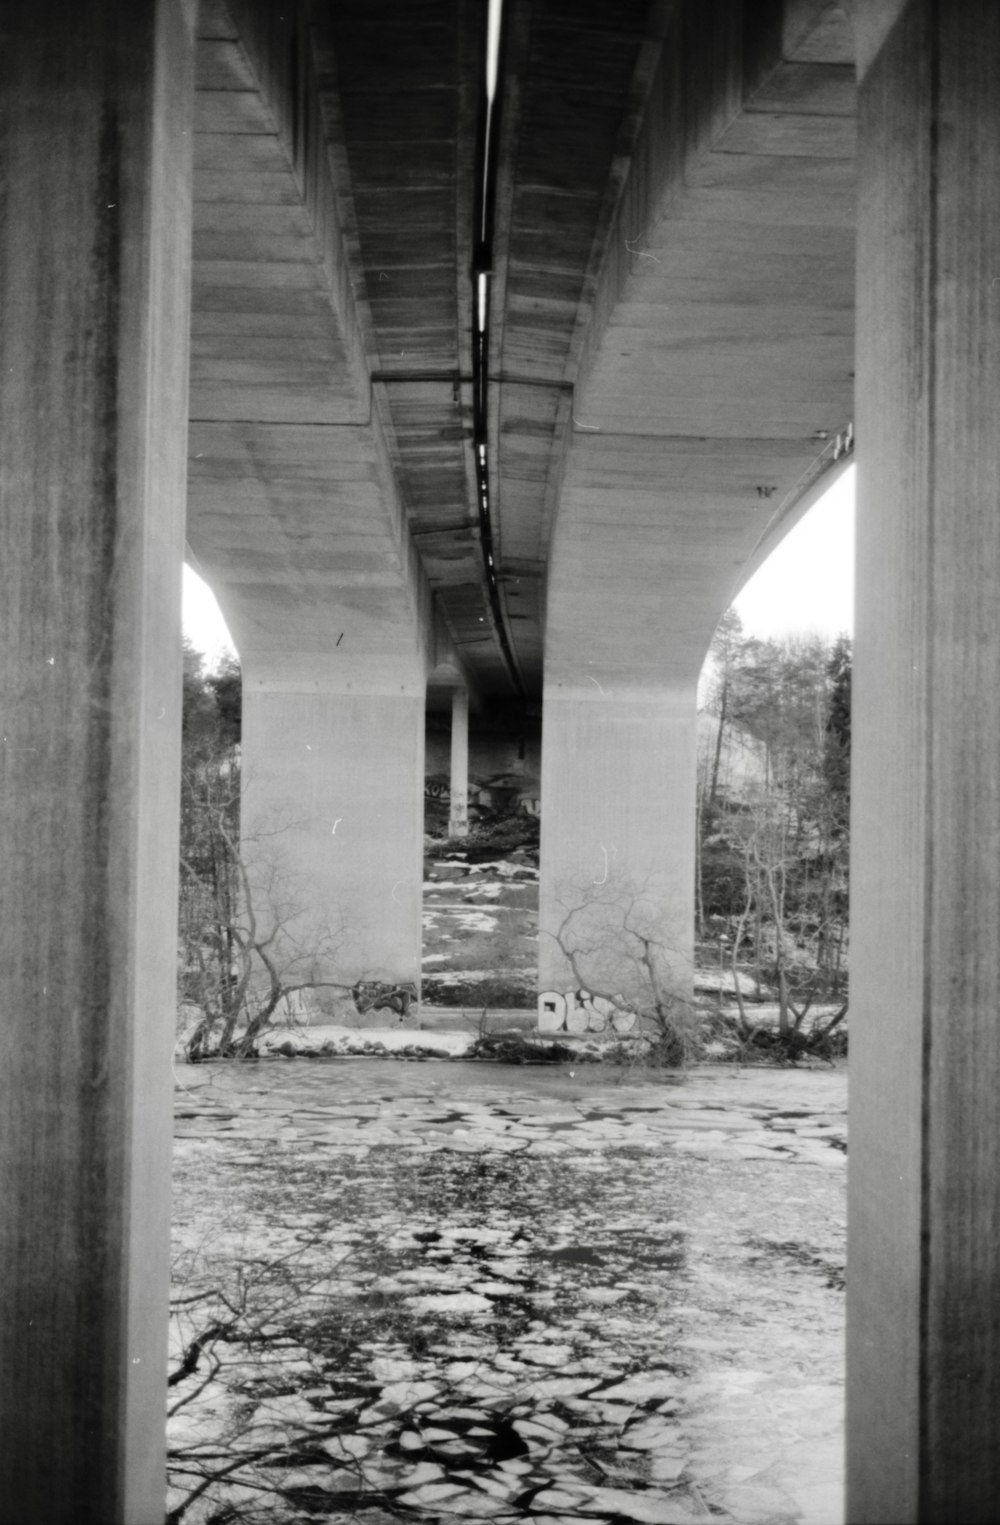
[170,1059,846,1525]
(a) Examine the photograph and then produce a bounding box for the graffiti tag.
[537,990,637,1035]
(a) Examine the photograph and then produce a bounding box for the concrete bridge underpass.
[2,1,1000,1520]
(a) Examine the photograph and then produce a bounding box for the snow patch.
[404,1291,493,1315]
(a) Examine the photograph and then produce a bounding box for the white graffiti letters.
[537,990,637,1035]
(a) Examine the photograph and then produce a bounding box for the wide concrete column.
[448,687,470,838]
[848,5,1000,1520]
[538,683,697,1006]
[241,669,426,990]
[0,4,194,1522]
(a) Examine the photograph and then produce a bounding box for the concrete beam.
[0,2,194,1520]
[848,4,1000,1519]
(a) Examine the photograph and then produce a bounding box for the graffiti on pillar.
[423,779,495,807]
[537,990,637,1035]
[352,980,418,1019]
[425,771,539,817]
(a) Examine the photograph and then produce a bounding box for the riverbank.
[180,1004,845,1066]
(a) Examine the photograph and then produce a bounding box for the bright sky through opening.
[183,566,237,670]
[732,465,854,641]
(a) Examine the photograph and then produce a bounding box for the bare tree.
[545,874,703,1065]
[179,784,356,1060]
[726,793,848,1057]
[697,625,851,1059]
[179,645,368,1059]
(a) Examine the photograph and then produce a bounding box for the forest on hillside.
[697,611,851,1053]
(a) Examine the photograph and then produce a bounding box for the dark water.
[169,1061,846,1524]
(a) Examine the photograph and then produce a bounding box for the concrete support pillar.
[448,687,470,837]
[848,5,1000,1520]
[241,678,426,990]
[538,685,696,1007]
[0,4,194,1522]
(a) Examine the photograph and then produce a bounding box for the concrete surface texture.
[847,4,1000,1521]
[539,688,698,1000]
[0,3,195,1520]
[448,688,470,837]
[241,685,427,985]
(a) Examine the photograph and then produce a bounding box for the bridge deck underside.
[185,0,856,698]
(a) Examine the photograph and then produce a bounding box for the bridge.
[2,1,999,1520]
[185,0,857,994]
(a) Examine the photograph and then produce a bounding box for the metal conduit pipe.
[470,0,525,699]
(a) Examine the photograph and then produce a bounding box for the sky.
[183,464,856,668]
[183,565,238,671]
[731,464,854,643]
